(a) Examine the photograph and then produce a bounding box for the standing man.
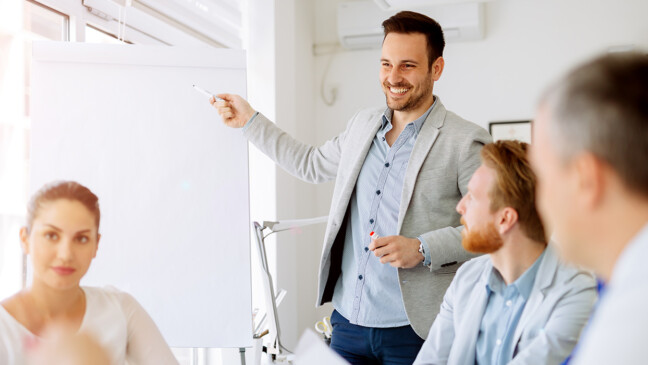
[214,11,491,364]
[531,53,648,364]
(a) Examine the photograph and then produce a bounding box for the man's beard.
[383,72,433,112]
[461,218,504,254]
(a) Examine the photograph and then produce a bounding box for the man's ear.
[20,227,30,255]
[574,152,605,210]
[497,207,519,235]
[432,57,444,81]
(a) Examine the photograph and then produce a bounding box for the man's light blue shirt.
[331,101,435,327]
[475,249,546,365]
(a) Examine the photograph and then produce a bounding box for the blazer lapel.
[452,265,491,364]
[510,247,559,355]
[397,98,446,232]
[333,116,382,220]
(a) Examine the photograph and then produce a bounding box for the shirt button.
[358,275,363,280]
[496,339,502,346]
[364,247,369,252]
[382,137,386,141]
[385,162,390,167]
[506,300,512,307]
[376,190,381,195]
[369,218,374,224]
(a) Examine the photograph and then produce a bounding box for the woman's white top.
[0,286,177,365]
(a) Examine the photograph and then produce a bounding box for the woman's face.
[21,199,100,291]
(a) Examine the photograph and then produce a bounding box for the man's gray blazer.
[242,97,492,338]
[413,245,598,364]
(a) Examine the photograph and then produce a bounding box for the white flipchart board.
[30,43,252,348]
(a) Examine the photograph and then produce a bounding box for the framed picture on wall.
[488,120,532,143]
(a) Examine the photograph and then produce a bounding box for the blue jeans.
[329,310,424,365]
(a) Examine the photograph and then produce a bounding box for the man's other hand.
[369,235,424,269]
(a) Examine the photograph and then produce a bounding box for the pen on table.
[192,84,224,101]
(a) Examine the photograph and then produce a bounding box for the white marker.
[193,84,224,101]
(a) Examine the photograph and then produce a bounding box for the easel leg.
[240,347,246,365]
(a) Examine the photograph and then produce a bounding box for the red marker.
[370,231,380,240]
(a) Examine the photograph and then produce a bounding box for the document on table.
[293,329,348,365]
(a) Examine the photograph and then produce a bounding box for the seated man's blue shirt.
[475,249,546,365]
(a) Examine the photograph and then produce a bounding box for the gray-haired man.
[531,52,648,364]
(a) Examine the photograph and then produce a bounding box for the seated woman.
[0,181,178,364]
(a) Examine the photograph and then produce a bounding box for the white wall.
[246,0,332,351]
[314,0,648,132]
[274,0,313,350]
[273,0,337,350]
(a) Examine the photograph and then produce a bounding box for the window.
[23,0,69,116]
[85,24,126,44]
[0,0,69,301]
[1,1,246,363]
[24,0,68,41]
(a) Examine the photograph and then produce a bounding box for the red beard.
[461,218,504,254]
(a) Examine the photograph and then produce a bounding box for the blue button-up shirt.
[332,102,435,327]
[475,249,546,365]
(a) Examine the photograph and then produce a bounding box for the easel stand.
[239,347,246,365]
[254,221,286,361]
[251,216,328,364]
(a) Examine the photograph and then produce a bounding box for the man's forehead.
[469,164,495,195]
[381,33,427,56]
[383,31,427,42]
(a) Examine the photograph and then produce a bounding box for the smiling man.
[414,141,597,365]
[213,11,491,363]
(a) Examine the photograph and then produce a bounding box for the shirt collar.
[381,98,437,135]
[485,249,546,300]
[609,222,648,289]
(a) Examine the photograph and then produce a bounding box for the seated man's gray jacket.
[242,97,492,338]
[413,245,598,364]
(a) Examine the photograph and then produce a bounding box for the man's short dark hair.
[541,52,648,197]
[382,11,445,69]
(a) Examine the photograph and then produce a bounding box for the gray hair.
[540,52,648,197]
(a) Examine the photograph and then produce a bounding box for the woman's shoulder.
[0,296,23,329]
[0,292,38,334]
[0,294,33,364]
[83,285,133,299]
[1,291,27,317]
[82,286,141,313]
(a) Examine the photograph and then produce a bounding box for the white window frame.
[32,0,239,47]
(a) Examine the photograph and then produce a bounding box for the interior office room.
[0,0,647,364]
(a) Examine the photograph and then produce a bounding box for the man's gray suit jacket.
[413,246,597,364]
[242,97,492,338]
